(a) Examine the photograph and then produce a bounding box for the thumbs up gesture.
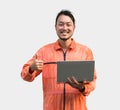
[29,55,43,73]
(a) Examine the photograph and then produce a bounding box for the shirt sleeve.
[81,47,97,96]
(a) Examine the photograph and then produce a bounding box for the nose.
[63,24,68,30]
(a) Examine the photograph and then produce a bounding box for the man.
[21,9,97,110]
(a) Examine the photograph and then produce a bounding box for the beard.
[59,35,72,41]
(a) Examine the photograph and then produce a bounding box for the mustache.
[60,30,69,33]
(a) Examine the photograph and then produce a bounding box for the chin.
[59,36,71,41]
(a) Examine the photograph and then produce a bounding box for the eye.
[58,23,64,26]
[66,23,72,27]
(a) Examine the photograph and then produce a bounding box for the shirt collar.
[54,38,76,51]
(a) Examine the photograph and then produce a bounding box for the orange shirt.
[21,39,97,110]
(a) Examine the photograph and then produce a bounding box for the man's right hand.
[29,56,43,73]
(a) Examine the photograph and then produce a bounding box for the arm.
[82,70,97,96]
[67,70,97,96]
[21,54,42,82]
[82,47,97,96]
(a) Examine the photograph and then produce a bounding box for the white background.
[0,0,120,110]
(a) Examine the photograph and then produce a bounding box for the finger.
[34,55,43,66]
[71,76,79,85]
[32,54,38,69]
[32,54,37,64]
[67,77,72,83]
[37,65,42,70]
[83,80,89,84]
[35,54,37,58]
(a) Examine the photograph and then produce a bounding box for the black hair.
[55,9,75,25]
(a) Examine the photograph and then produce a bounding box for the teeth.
[61,31,68,33]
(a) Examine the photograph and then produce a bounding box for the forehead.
[57,15,73,23]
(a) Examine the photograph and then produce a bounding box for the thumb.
[32,54,38,65]
[34,54,37,61]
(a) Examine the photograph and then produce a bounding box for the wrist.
[79,85,85,92]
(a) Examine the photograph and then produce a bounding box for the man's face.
[55,15,75,41]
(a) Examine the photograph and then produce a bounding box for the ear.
[74,24,76,29]
[55,24,57,31]
[74,24,76,30]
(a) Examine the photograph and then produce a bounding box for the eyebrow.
[58,21,72,24]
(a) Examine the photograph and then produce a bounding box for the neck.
[58,38,72,51]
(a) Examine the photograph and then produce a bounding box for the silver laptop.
[57,60,95,83]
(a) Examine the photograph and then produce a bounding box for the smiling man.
[21,9,97,110]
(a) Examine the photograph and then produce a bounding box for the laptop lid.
[57,60,95,83]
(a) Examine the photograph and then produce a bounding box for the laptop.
[57,60,95,83]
